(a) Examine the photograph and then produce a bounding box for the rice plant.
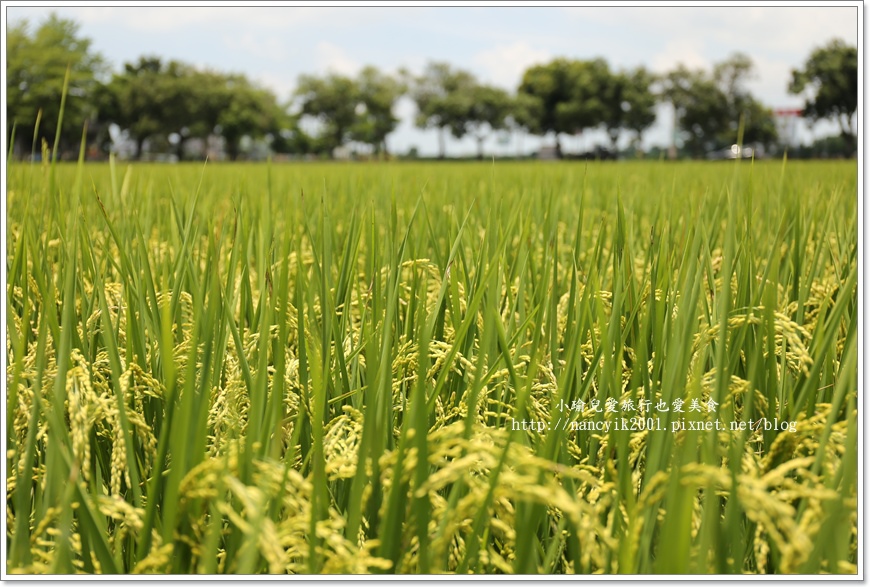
[4,153,858,574]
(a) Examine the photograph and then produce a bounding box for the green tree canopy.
[99,58,286,160]
[662,55,776,158]
[295,73,359,156]
[789,39,858,156]
[661,65,728,157]
[507,92,544,135]
[448,84,512,159]
[555,59,610,138]
[411,62,477,158]
[503,92,543,157]
[351,66,406,156]
[216,74,284,160]
[173,69,228,158]
[713,53,777,149]
[97,57,195,159]
[6,14,107,158]
[517,58,575,138]
[600,67,658,151]
[518,58,611,155]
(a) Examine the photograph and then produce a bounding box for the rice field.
[4,157,858,574]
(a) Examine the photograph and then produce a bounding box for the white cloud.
[58,6,391,33]
[745,54,804,108]
[56,7,120,25]
[9,6,270,32]
[564,6,855,50]
[650,40,709,73]
[569,5,855,107]
[223,33,287,62]
[394,96,417,120]
[254,72,296,101]
[563,5,856,73]
[82,7,231,32]
[700,7,857,54]
[314,41,360,76]
[473,42,551,89]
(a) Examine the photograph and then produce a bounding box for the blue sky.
[5,4,860,156]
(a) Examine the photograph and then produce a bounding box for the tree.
[733,97,778,150]
[295,73,359,157]
[518,58,611,156]
[661,65,729,158]
[506,92,543,157]
[270,119,314,156]
[99,59,285,160]
[624,68,659,153]
[556,59,610,149]
[97,57,194,159]
[411,62,477,159]
[518,58,574,148]
[602,67,657,153]
[789,39,858,156]
[449,84,512,160]
[713,53,776,149]
[6,14,107,158]
[216,75,284,161]
[662,56,776,159]
[171,69,227,160]
[351,66,405,156]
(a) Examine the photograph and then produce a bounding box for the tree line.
[6,14,858,161]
